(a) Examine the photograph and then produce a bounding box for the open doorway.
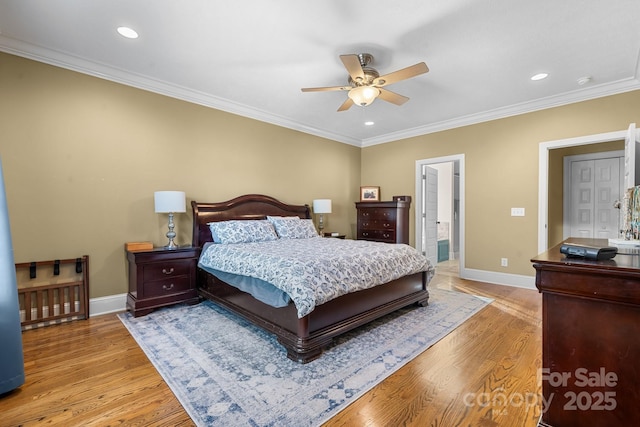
[415,154,464,277]
[538,124,638,252]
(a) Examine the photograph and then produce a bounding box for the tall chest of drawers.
[356,198,410,244]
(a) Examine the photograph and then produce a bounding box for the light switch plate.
[511,207,525,216]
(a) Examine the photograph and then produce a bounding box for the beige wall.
[362,92,640,275]
[3,51,640,298]
[0,52,361,298]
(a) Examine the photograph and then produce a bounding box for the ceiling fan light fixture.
[301,53,428,111]
[348,86,380,106]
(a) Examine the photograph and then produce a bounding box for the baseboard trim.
[460,268,536,290]
[90,293,127,317]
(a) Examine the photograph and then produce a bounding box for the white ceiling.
[1,0,640,147]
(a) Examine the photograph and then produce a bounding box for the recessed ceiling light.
[117,26,138,39]
[364,121,375,126]
[531,73,549,81]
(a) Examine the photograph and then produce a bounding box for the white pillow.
[208,220,278,244]
[268,217,318,239]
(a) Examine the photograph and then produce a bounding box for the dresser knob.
[162,267,174,275]
[163,283,174,291]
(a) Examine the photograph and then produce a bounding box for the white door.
[624,123,640,189]
[422,166,438,264]
[569,157,621,238]
[540,124,639,253]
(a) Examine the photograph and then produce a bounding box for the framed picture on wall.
[360,186,380,201]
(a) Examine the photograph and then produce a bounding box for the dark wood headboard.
[191,194,311,247]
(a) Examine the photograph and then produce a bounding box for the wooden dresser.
[355,197,410,244]
[531,238,640,426]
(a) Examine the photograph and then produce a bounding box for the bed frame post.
[278,315,333,363]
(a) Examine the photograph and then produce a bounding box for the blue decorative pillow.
[268,216,318,239]
[208,220,278,244]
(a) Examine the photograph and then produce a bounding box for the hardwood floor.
[0,262,542,426]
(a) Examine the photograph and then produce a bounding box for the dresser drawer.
[359,219,395,230]
[143,260,192,282]
[358,209,396,221]
[142,276,191,298]
[358,230,396,242]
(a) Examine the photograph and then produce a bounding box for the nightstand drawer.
[142,276,191,298]
[143,260,192,282]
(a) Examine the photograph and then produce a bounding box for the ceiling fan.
[301,53,429,112]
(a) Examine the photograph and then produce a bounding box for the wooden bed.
[192,194,430,363]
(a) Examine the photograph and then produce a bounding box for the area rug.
[118,288,491,426]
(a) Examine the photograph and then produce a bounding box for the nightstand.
[126,246,201,317]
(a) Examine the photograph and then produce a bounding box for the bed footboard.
[199,268,428,363]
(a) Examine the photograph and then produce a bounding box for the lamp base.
[318,213,325,237]
[164,241,179,250]
[164,213,179,249]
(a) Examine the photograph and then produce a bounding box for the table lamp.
[313,199,332,237]
[154,191,186,249]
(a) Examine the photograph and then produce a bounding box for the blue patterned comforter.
[198,237,434,318]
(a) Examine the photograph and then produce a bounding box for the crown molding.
[0,37,363,147]
[360,78,640,147]
[2,36,639,149]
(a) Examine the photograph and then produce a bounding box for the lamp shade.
[313,199,332,214]
[154,191,186,213]
[348,86,380,106]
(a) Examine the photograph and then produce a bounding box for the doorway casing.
[415,154,465,277]
[538,128,634,252]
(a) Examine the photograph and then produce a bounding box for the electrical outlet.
[501,258,508,267]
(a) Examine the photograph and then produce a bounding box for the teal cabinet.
[437,239,449,262]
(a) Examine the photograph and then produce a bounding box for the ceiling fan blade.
[337,98,354,112]
[301,85,351,92]
[373,62,429,87]
[340,54,365,83]
[378,88,409,106]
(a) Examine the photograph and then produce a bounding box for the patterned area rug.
[118,288,491,426]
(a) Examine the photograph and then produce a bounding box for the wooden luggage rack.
[15,255,89,330]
